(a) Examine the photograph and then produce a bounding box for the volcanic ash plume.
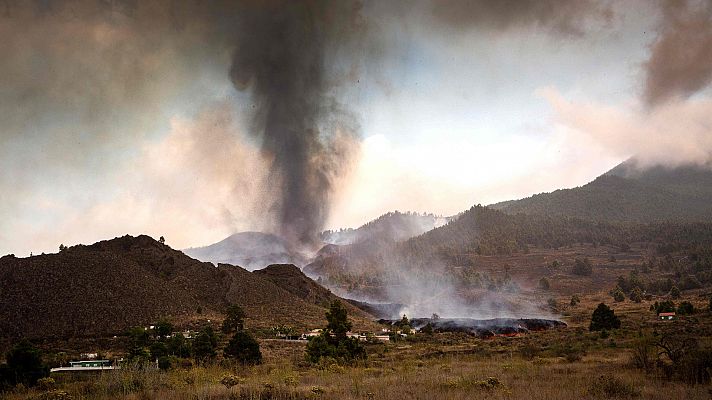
[229,1,362,246]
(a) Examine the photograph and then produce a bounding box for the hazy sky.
[2,0,712,256]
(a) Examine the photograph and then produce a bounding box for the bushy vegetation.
[306,301,366,364]
[590,303,621,331]
[0,340,49,389]
[572,258,593,276]
[224,331,262,365]
[221,305,246,334]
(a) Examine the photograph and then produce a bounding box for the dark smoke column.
[229,1,360,246]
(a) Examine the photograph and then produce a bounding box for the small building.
[50,360,115,373]
[70,360,111,368]
[658,312,676,320]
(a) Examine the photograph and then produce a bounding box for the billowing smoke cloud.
[542,87,712,168]
[429,0,613,35]
[0,0,363,250]
[228,1,362,246]
[644,0,712,107]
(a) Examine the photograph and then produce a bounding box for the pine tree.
[222,305,246,334]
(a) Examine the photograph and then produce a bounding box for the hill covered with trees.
[490,160,712,223]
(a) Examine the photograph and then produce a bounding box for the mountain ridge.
[490,160,712,223]
[0,235,377,340]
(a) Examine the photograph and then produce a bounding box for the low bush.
[30,390,73,400]
[220,374,244,389]
[587,374,640,398]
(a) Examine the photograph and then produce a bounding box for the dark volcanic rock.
[378,317,566,337]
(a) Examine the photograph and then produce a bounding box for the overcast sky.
[2,0,712,256]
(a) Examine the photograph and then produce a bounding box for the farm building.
[658,312,676,320]
[50,360,115,373]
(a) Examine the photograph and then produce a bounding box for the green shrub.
[590,303,621,331]
[629,287,643,303]
[611,287,625,302]
[192,326,218,361]
[157,356,171,370]
[572,257,593,276]
[224,331,262,365]
[2,340,49,387]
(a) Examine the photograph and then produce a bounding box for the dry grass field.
[5,292,712,400]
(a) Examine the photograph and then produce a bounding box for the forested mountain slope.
[491,161,712,223]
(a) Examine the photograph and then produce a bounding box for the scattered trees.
[589,303,621,331]
[220,304,262,365]
[670,285,681,299]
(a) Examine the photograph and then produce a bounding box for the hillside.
[183,232,308,270]
[253,264,373,319]
[0,235,377,340]
[491,160,712,223]
[305,205,712,307]
[321,211,449,245]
